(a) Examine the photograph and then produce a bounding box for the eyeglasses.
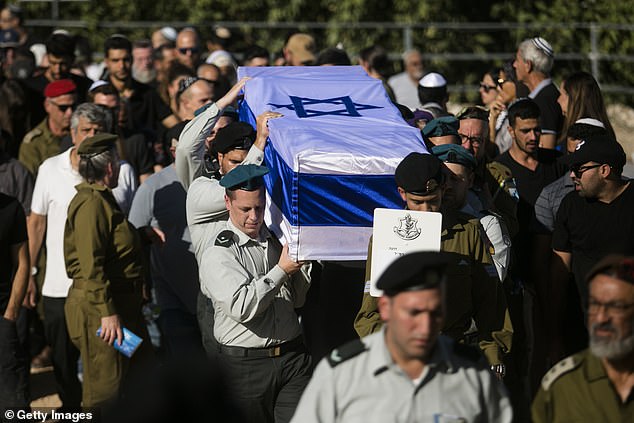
[49,100,75,113]
[479,83,497,93]
[459,133,484,146]
[178,47,200,55]
[497,78,511,86]
[588,299,634,317]
[570,164,602,178]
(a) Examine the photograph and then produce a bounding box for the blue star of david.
[268,95,382,118]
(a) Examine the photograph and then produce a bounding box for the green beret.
[422,116,459,138]
[432,144,477,170]
[77,133,118,157]
[376,252,450,296]
[220,164,269,191]
[395,153,444,195]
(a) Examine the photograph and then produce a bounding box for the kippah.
[160,27,177,42]
[88,80,109,92]
[419,72,447,88]
[44,79,77,98]
[531,37,554,57]
[178,76,200,97]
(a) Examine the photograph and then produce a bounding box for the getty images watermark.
[3,408,95,422]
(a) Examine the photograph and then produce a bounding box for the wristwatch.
[491,364,506,378]
[31,266,39,276]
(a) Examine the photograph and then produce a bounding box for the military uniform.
[291,331,513,423]
[354,210,513,366]
[18,119,62,178]
[64,182,153,407]
[479,160,519,238]
[531,349,634,422]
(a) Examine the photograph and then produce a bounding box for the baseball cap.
[559,133,626,169]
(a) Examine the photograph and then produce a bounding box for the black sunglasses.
[479,83,497,93]
[49,100,76,112]
[178,47,200,55]
[570,164,602,178]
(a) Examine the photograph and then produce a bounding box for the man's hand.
[255,111,283,147]
[100,314,123,346]
[278,244,305,276]
[22,276,37,308]
[143,226,166,246]
[217,77,250,110]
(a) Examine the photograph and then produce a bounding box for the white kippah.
[419,72,447,88]
[88,80,109,92]
[574,117,605,128]
[532,37,554,57]
[160,26,177,42]
[206,50,236,68]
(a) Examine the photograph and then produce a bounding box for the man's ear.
[397,187,407,202]
[378,296,392,322]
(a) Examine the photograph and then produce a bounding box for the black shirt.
[0,193,27,314]
[553,182,634,303]
[114,77,171,135]
[532,82,563,136]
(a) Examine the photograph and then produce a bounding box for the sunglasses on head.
[178,47,200,55]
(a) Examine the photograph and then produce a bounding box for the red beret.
[44,79,77,98]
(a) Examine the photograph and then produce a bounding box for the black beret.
[77,133,118,157]
[213,122,256,155]
[219,164,269,191]
[395,153,444,195]
[377,252,450,296]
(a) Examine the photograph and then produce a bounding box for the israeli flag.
[238,66,427,260]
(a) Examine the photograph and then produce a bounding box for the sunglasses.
[178,47,200,55]
[49,100,76,112]
[479,83,497,93]
[570,163,602,178]
[497,78,511,86]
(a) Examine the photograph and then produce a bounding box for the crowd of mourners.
[1,3,633,423]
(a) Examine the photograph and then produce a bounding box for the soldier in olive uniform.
[354,153,512,376]
[532,255,634,422]
[63,134,153,407]
[19,79,76,178]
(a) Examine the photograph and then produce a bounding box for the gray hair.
[402,49,421,63]
[78,147,118,184]
[70,102,111,132]
[517,38,554,76]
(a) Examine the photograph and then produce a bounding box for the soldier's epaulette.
[453,342,484,364]
[22,128,42,144]
[541,356,580,391]
[327,339,366,367]
[214,230,236,247]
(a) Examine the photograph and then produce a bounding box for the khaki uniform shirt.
[290,331,513,423]
[354,211,513,365]
[18,119,62,178]
[481,161,519,238]
[532,349,634,423]
[199,219,311,348]
[64,182,145,317]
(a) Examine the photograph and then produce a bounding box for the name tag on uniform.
[370,208,442,296]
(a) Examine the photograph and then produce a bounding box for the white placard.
[369,208,442,297]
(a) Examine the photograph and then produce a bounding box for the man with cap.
[198,163,312,423]
[513,37,563,149]
[355,153,512,378]
[551,134,634,342]
[294,251,512,423]
[283,33,317,66]
[19,78,76,177]
[22,32,93,125]
[26,105,137,410]
[417,72,450,118]
[421,115,461,149]
[532,255,634,422]
[64,133,154,407]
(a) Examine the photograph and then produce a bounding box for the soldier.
[354,153,512,376]
[292,252,513,423]
[19,79,76,177]
[199,164,312,423]
[64,134,153,407]
[532,255,634,422]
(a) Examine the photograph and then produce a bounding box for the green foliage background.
[20,0,634,103]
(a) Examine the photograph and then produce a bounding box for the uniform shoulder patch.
[327,339,367,367]
[540,355,581,391]
[22,128,42,144]
[453,342,485,364]
[214,230,236,247]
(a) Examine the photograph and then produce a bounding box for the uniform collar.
[584,351,608,383]
[76,181,108,192]
[226,218,271,247]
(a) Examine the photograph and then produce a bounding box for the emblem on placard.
[269,96,382,118]
[394,214,422,240]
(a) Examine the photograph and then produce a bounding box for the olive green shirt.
[354,211,513,365]
[18,118,62,178]
[64,182,145,318]
[532,349,634,423]
[482,161,519,238]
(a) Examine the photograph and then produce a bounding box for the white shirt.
[31,148,137,297]
[387,72,422,111]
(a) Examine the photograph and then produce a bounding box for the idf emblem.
[394,214,422,240]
